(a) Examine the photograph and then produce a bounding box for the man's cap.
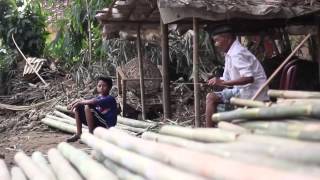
[210,26,234,36]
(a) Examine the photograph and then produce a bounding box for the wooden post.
[193,17,200,127]
[122,79,127,117]
[137,24,146,120]
[161,19,171,121]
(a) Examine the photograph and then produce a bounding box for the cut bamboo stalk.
[141,132,320,175]
[116,124,145,133]
[46,115,88,129]
[212,104,320,122]
[108,128,319,180]
[0,159,11,180]
[31,151,57,180]
[159,125,237,142]
[47,148,82,180]
[11,166,27,180]
[117,116,157,128]
[14,151,50,180]
[53,110,75,121]
[41,118,88,134]
[268,90,320,99]
[81,133,205,180]
[275,98,320,106]
[239,121,320,141]
[55,105,72,114]
[57,142,117,180]
[230,97,267,107]
[217,121,251,134]
[91,150,145,180]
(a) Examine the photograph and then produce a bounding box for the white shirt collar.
[226,39,240,57]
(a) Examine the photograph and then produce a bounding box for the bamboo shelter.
[96,0,320,125]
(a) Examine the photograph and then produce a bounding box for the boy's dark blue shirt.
[94,95,117,127]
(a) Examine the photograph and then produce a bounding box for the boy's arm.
[71,98,98,110]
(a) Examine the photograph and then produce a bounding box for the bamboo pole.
[251,34,311,100]
[159,125,237,142]
[81,133,205,180]
[116,124,145,133]
[230,97,267,107]
[217,121,251,134]
[0,159,10,180]
[14,151,50,180]
[47,148,83,180]
[239,121,320,141]
[58,142,117,180]
[212,104,320,122]
[31,151,56,180]
[161,19,171,121]
[55,105,72,114]
[193,17,200,127]
[97,127,241,179]
[92,150,145,180]
[137,24,146,120]
[275,98,320,106]
[117,116,157,128]
[53,110,75,121]
[11,166,27,180]
[46,115,88,129]
[268,90,320,99]
[141,132,320,175]
[41,118,88,134]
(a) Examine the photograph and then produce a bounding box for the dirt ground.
[0,128,86,166]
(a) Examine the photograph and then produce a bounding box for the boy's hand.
[67,99,82,110]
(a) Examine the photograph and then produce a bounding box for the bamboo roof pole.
[159,125,237,142]
[212,104,320,122]
[31,151,57,180]
[14,151,50,180]
[137,24,146,120]
[0,159,11,180]
[47,148,83,180]
[251,34,311,100]
[193,17,201,127]
[11,166,27,180]
[57,142,118,180]
[161,19,171,121]
[141,132,320,174]
[97,128,320,179]
[81,133,205,180]
[268,90,320,99]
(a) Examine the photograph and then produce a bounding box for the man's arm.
[222,76,254,86]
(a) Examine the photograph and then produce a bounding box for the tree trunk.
[47,148,83,180]
[57,142,118,180]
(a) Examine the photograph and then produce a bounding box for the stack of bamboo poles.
[215,89,320,141]
[41,105,159,136]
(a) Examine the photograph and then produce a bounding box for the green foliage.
[0,0,47,57]
[46,0,112,67]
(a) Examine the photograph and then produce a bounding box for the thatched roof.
[159,0,320,24]
[96,0,320,40]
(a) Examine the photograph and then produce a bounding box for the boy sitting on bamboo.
[66,76,117,142]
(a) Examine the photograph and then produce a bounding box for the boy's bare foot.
[66,134,80,142]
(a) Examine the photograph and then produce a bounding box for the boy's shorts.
[215,88,240,103]
[76,105,108,128]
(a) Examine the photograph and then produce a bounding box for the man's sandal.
[66,134,80,142]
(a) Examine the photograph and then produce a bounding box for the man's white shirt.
[221,39,269,101]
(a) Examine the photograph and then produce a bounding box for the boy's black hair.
[97,76,113,88]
